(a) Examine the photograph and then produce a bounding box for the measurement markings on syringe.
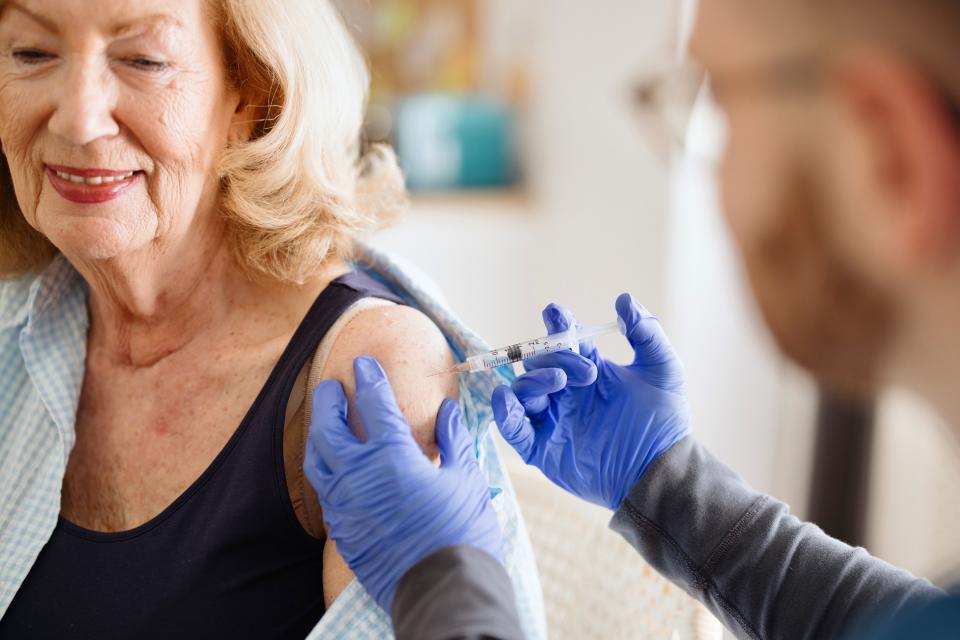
[436,318,625,376]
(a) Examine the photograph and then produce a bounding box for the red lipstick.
[45,165,142,204]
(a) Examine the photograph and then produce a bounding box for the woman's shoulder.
[320,303,458,452]
[332,303,451,368]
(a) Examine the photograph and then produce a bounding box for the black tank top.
[0,271,404,639]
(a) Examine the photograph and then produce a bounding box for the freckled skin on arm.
[323,305,458,457]
[313,305,459,605]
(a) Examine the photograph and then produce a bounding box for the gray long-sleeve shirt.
[391,436,943,640]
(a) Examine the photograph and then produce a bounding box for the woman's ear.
[833,49,960,271]
[226,88,262,145]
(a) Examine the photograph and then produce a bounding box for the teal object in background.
[395,93,517,191]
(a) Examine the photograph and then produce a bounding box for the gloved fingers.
[352,355,414,442]
[541,302,578,334]
[522,350,597,387]
[540,302,603,366]
[616,293,679,369]
[577,337,603,367]
[492,385,537,462]
[511,367,570,417]
[308,380,361,476]
[513,366,567,393]
[436,399,475,470]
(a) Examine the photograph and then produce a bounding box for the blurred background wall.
[338,0,960,601]
[341,0,676,354]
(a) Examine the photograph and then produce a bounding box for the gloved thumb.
[436,399,474,469]
[492,385,537,463]
[616,293,684,388]
[353,356,413,441]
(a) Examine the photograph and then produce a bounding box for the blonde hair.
[0,0,406,282]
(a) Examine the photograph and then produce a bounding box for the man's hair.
[804,1,960,101]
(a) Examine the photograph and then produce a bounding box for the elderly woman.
[0,0,461,636]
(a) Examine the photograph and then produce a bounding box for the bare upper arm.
[319,303,458,458]
[309,303,457,605]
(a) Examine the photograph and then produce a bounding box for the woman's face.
[0,0,243,263]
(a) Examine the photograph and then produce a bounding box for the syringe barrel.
[465,354,491,371]
[465,330,579,372]
[456,318,623,375]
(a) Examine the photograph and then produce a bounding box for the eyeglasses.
[630,54,827,161]
[632,52,960,162]
[630,59,707,161]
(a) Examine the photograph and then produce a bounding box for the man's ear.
[833,49,960,270]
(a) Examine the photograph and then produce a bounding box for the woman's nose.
[48,57,120,145]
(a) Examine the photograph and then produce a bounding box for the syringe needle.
[427,362,472,377]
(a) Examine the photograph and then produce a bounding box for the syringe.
[433,318,627,376]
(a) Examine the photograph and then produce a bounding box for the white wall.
[373,0,677,364]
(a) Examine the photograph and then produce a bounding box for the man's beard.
[737,167,898,399]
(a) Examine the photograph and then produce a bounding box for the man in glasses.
[304,0,960,638]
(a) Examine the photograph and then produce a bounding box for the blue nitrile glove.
[304,356,503,613]
[492,293,692,510]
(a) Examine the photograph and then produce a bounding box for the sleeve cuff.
[392,545,525,640]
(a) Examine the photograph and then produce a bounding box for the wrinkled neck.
[81,231,250,367]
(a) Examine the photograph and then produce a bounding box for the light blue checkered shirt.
[0,254,87,617]
[0,248,545,638]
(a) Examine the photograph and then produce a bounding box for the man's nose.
[48,57,120,145]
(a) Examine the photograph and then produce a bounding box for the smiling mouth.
[45,165,144,204]
[46,164,141,184]
[53,169,136,185]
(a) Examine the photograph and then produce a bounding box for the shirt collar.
[0,254,84,331]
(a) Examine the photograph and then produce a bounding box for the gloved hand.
[492,293,691,510]
[304,356,503,613]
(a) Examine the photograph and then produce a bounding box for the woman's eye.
[126,57,169,72]
[11,49,53,65]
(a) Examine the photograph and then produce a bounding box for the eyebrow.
[113,14,185,39]
[2,1,59,34]
[1,1,184,38]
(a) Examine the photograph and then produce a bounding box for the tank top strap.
[268,270,406,403]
